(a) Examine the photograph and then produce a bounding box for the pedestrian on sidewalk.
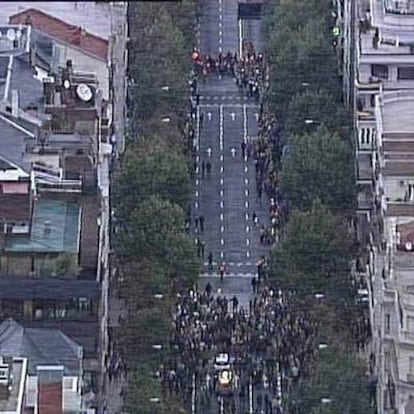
[241,141,246,159]
[252,276,257,294]
[208,252,213,272]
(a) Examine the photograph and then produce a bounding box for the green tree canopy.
[270,203,354,298]
[280,125,355,214]
[117,135,191,212]
[285,90,350,138]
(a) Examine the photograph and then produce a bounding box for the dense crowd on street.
[192,48,266,101]
[155,281,319,413]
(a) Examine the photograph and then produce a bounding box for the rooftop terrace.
[5,198,80,253]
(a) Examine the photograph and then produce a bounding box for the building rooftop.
[0,278,100,300]
[0,2,111,39]
[0,356,27,414]
[378,91,414,133]
[9,8,108,61]
[0,115,33,174]
[371,0,414,44]
[0,318,82,376]
[5,198,80,253]
[386,202,414,216]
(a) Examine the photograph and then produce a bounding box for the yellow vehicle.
[216,369,234,397]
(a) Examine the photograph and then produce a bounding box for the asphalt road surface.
[192,1,275,413]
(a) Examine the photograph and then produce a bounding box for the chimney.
[11,89,19,117]
[37,365,64,414]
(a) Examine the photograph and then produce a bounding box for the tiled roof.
[9,8,108,61]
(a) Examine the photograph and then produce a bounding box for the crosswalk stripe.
[199,273,256,278]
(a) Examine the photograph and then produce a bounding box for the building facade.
[349,1,414,413]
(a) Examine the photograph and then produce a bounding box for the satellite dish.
[63,79,71,90]
[6,29,16,41]
[76,83,93,102]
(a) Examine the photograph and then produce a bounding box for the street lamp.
[304,119,317,125]
[149,397,161,403]
[161,117,171,123]
[152,344,163,351]
[321,398,332,404]
[318,343,329,350]
[315,293,325,300]
[153,294,164,300]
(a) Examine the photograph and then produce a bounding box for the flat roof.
[5,198,80,253]
[371,0,414,43]
[378,91,414,133]
[0,356,27,413]
[0,278,100,300]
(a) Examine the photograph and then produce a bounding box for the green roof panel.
[5,198,80,253]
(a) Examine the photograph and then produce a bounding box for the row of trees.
[114,2,199,413]
[263,0,373,412]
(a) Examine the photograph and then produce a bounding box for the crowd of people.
[154,281,319,413]
[191,48,266,101]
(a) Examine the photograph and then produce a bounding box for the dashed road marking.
[220,178,224,185]
[244,189,249,196]
[245,213,249,220]
[245,178,248,185]
[199,273,257,278]
[220,225,225,233]
[220,189,224,197]
[220,154,224,162]
[220,200,224,208]
[195,201,199,209]
[246,239,250,246]
[245,201,249,209]
[246,226,250,233]
[220,165,224,173]
[220,213,224,221]
[220,251,224,259]
[195,190,199,197]
[220,238,225,245]
[244,165,248,173]
[196,179,199,186]
[246,251,251,259]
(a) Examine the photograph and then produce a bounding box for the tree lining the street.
[280,125,355,215]
[114,2,198,412]
[264,0,369,410]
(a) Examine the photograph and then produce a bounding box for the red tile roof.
[9,8,108,61]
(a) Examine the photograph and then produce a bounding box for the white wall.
[53,42,109,100]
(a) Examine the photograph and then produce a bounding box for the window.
[371,64,389,79]
[384,350,391,373]
[398,66,414,80]
[385,313,391,334]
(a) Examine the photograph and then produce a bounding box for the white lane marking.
[196,167,199,174]
[219,21,222,28]
[246,251,251,258]
[220,200,224,208]
[219,31,222,37]
[220,165,224,173]
[196,179,199,186]
[238,17,243,58]
[199,273,257,278]
[245,178,249,185]
[220,189,224,197]
[245,213,249,221]
[246,239,250,246]
[244,165,248,173]
[207,112,212,121]
[195,190,199,197]
[219,37,222,44]
[220,238,225,246]
[244,189,249,197]
[220,178,224,186]
[255,112,259,121]
[245,201,249,209]
[196,155,200,162]
[220,154,224,162]
[195,201,199,209]
[246,226,250,233]
[221,225,225,233]
[219,46,222,53]
[230,112,236,121]
[220,214,224,221]
[231,147,236,157]
[243,104,248,145]
[196,105,200,151]
[219,104,224,152]
[220,251,224,259]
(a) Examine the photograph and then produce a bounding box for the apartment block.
[348,0,414,413]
